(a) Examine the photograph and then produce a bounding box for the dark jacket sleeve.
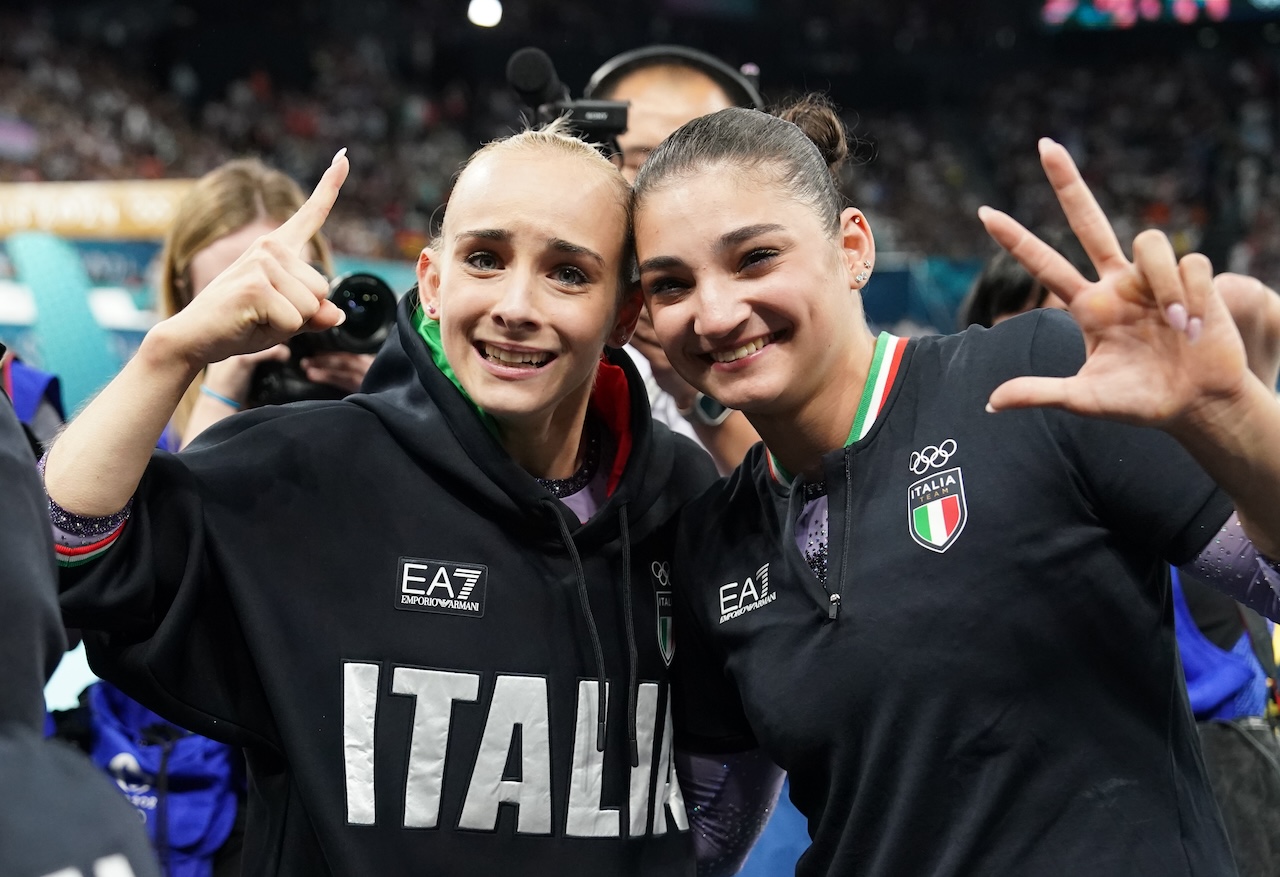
[668,497,759,754]
[0,393,66,730]
[57,411,288,752]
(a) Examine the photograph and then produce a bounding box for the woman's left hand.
[978,138,1254,435]
[300,352,375,393]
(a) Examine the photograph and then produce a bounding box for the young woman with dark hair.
[632,96,1280,877]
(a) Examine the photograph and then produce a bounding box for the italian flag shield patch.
[908,466,967,553]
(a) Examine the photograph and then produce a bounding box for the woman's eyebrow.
[456,228,508,242]
[549,238,604,268]
[717,223,785,253]
[456,230,603,268]
[637,254,685,275]
[638,224,787,275]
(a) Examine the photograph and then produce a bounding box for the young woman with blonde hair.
[40,124,760,875]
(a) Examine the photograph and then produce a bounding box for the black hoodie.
[58,297,718,876]
[1,374,160,877]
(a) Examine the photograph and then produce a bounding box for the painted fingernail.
[1165,303,1188,332]
[977,206,993,222]
[1187,317,1203,344]
[985,402,997,414]
[1038,137,1056,154]
[332,147,347,166]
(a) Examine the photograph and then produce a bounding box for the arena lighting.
[468,0,502,27]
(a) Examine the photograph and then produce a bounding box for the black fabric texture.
[2,392,160,877]
[0,727,162,877]
[58,294,718,876]
[0,392,65,728]
[1196,719,1280,877]
[672,310,1238,877]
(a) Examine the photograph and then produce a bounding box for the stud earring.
[854,272,869,283]
[426,304,438,316]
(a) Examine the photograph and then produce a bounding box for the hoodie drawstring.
[549,502,610,753]
[618,504,640,767]
[547,501,641,767]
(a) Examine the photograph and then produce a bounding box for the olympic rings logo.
[651,561,671,589]
[909,439,957,474]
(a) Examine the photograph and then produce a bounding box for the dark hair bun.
[776,94,849,175]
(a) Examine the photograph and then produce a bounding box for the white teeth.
[483,343,549,366]
[710,335,771,363]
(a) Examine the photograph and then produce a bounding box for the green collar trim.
[410,303,500,438]
[768,331,897,488]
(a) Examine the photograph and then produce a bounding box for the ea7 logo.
[396,557,488,618]
[718,564,776,624]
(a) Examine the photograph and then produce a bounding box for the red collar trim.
[589,358,632,497]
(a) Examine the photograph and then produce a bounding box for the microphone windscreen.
[506,47,565,107]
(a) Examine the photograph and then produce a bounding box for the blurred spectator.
[2,10,1279,294]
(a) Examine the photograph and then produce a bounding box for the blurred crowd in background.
[1,2,1279,288]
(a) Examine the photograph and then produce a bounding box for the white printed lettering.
[427,567,456,598]
[401,563,429,596]
[459,675,552,834]
[651,699,689,834]
[93,856,138,877]
[343,662,380,825]
[627,683,660,836]
[566,681,618,837]
[719,583,739,615]
[391,668,481,828]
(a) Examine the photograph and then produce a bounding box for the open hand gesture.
[163,150,351,370]
[978,138,1252,433]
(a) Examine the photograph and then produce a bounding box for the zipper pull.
[828,593,841,620]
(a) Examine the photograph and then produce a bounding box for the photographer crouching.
[158,158,389,448]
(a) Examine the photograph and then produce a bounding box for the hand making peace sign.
[978,138,1255,434]
[165,149,352,371]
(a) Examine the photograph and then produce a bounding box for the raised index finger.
[1038,138,1128,276]
[272,148,350,252]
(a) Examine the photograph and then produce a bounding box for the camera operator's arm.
[181,346,291,449]
[45,151,351,515]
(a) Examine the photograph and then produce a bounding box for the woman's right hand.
[155,150,351,371]
[199,345,291,404]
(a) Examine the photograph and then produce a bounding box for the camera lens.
[332,280,383,339]
[323,273,398,352]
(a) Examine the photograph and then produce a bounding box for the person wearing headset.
[585,47,764,475]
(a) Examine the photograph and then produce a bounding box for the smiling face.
[635,164,873,419]
[418,149,636,435]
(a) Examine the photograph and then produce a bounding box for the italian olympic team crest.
[652,561,674,666]
[907,440,967,553]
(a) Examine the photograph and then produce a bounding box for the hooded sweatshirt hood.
[354,291,681,546]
